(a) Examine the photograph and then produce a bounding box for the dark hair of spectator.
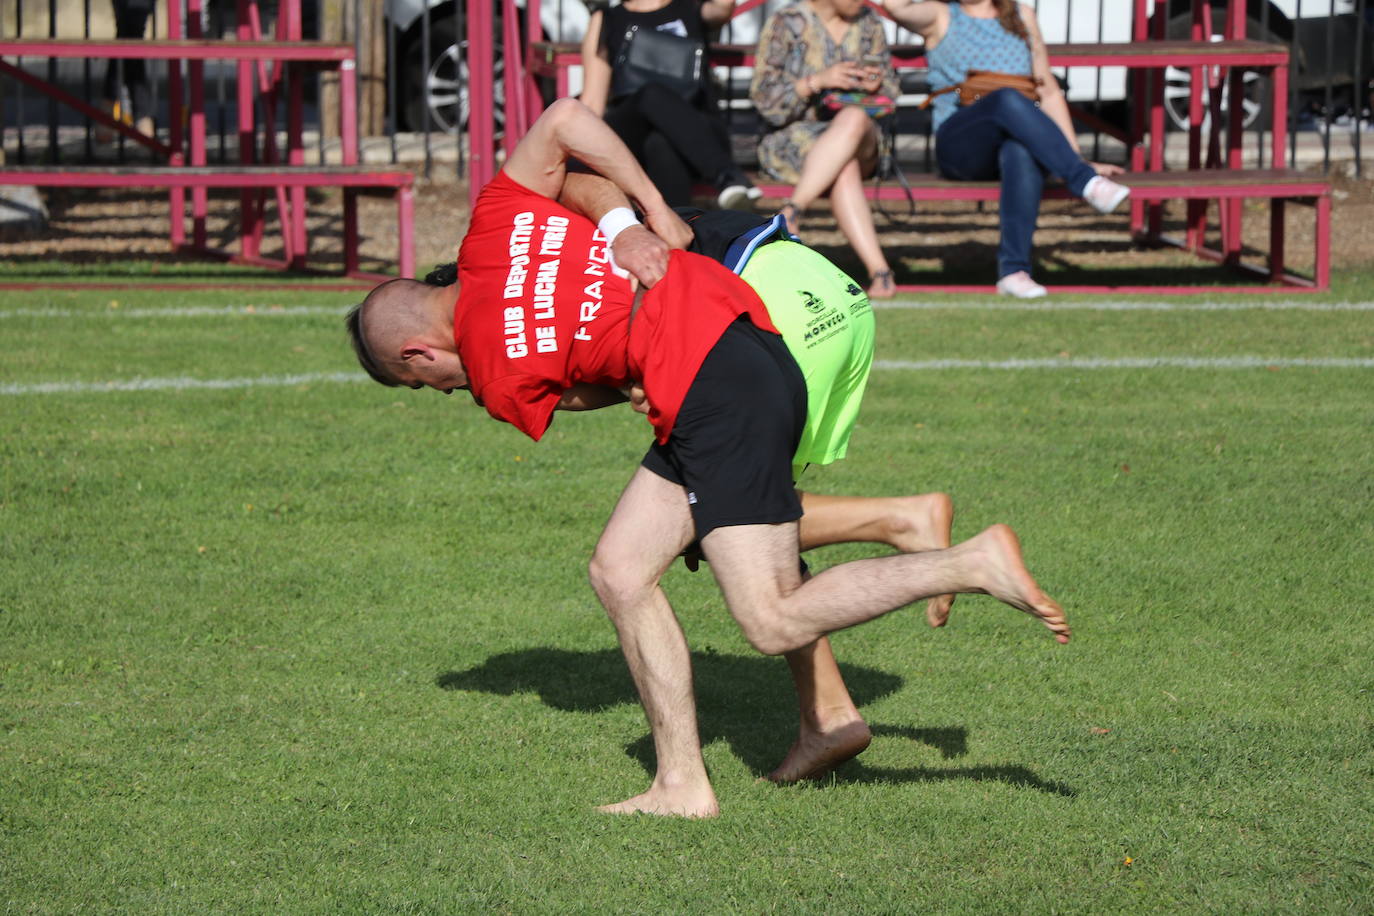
[992,0,1030,46]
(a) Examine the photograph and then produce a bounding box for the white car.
[384,0,592,132]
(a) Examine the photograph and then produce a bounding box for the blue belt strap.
[722,212,796,275]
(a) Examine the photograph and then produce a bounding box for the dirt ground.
[2,167,1370,284]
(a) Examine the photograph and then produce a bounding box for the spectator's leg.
[642,131,694,208]
[996,139,1045,281]
[112,0,155,129]
[632,84,751,192]
[973,90,1096,195]
[934,106,1005,182]
[788,107,875,210]
[604,100,693,206]
[829,156,894,297]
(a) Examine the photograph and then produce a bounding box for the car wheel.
[399,16,506,136]
[1160,10,1277,132]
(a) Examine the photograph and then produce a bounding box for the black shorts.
[641,317,807,539]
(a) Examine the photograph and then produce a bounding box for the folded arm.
[557,383,631,411]
[558,171,692,287]
[503,98,670,219]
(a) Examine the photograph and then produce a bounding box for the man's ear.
[399,339,436,364]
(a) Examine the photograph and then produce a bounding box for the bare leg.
[770,636,873,782]
[829,159,894,299]
[702,522,1070,657]
[786,108,892,296]
[789,107,875,210]
[589,467,719,818]
[766,491,955,782]
[799,491,956,626]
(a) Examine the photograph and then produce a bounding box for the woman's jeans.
[935,89,1097,279]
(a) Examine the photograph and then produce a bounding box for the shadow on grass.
[438,647,1074,796]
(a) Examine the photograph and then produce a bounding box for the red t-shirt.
[455,171,778,442]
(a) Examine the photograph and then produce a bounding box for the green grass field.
[3,269,1372,913]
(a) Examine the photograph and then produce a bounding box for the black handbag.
[610,24,705,102]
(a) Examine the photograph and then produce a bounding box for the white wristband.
[597,207,641,245]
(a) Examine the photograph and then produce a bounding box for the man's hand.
[1089,161,1126,177]
[612,225,673,288]
[642,206,694,251]
[626,383,651,415]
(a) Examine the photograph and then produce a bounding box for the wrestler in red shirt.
[457,171,778,443]
[346,98,1070,821]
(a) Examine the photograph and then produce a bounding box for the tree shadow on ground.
[438,647,1074,796]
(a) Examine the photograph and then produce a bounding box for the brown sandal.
[868,269,896,299]
[780,201,803,238]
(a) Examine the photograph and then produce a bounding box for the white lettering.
[532,259,560,321]
[504,212,536,299]
[503,305,528,359]
[539,215,569,256]
[535,325,558,353]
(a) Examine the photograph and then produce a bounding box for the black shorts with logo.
[641,316,807,540]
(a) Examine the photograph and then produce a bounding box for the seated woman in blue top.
[883,0,1130,297]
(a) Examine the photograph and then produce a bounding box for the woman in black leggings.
[580,0,758,209]
[102,0,156,137]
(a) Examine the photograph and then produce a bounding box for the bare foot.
[596,782,720,818]
[766,717,872,783]
[968,524,1071,643]
[879,493,957,628]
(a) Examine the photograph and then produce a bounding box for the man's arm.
[503,98,677,230]
[559,171,692,287]
[557,383,630,411]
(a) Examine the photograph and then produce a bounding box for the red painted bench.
[0,166,416,281]
[734,168,1330,293]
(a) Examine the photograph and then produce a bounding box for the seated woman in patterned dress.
[750,0,899,299]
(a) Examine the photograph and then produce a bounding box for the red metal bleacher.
[0,0,414,281]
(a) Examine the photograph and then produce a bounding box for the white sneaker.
[996,271,1048,298]
[746,185,764,200]
[1083,175,1130,215]
[716,184,753,211]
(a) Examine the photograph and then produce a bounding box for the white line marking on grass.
[7,357,1373,397]
[875,357,1374,370]
[1,371,369,396]
[874,300,1374,312]
[0,305,351,319]
[6,301,1373,320]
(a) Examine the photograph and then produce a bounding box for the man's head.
[345,277,469,394]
